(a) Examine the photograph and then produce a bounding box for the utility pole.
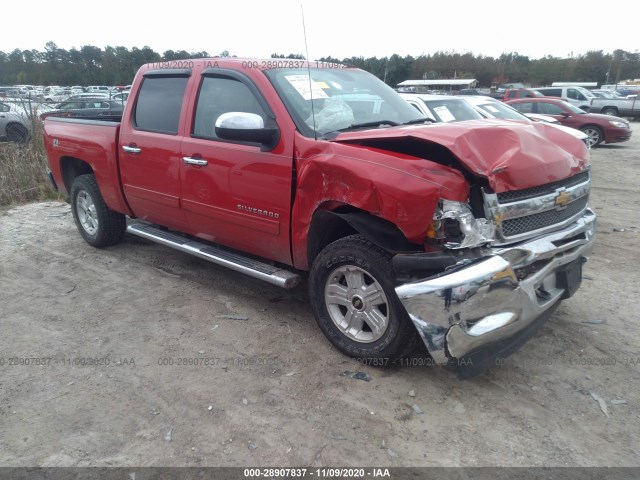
[605,52,615,86]
[383,58,388,84]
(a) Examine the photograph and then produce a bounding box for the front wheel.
[70,174,126,247]
[580,125,604,148]
[309,235,420,363]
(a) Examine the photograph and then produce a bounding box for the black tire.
[601,107,618,116]
[70,174,126,247]
[309,234,420,363]
[580,125,604,148]
[6,123,29,143]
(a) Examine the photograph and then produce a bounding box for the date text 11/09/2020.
[243,468,390,478]
[0,357,135,367]
[494,356,640,367]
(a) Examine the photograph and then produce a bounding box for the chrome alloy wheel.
[324,265,390,343]
[582,127,602,148]
[76,190,99,236]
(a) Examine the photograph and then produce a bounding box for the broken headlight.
[428,199,495,249]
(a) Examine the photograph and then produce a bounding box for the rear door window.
[537,102,565,115]
[539,88,562,97]
[133,75,189,135]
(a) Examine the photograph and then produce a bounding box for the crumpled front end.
[395,208,596,376]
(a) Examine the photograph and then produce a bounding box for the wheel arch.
[60,156,94,193]
[600,105,619,114]
[307,205,420,268]
[580,123,604,131]
[5,122,30,142]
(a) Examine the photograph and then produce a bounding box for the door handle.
[183,156,208,166]
[122,145,141,154]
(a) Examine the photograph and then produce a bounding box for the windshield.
[264,68,425,137]
[422,99,483,122]
[473,101,528,120]
[561,101,588,114]
[576,87,596,98]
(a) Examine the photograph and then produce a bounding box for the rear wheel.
[309,235,420,363]
[70,174,126,247]
[601,107,618,116]
[580,126,603,148]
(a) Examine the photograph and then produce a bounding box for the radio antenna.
[301,4,317,140]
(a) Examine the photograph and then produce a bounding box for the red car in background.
[502,88,545,101]
[506,97,632,148]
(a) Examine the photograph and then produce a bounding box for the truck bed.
[43,115,132,216]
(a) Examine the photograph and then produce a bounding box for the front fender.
[291,131,468,270]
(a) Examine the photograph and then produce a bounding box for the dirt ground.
[1,124,639,468]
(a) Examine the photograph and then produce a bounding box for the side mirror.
[215,112,279,150]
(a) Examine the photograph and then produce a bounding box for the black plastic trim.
[144,69,192,78]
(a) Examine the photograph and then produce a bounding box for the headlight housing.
[609,120,628,128]
[428,199,495,249]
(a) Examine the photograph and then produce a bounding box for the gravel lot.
[1,123,639,467]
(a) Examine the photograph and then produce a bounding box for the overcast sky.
[3,0,637,60]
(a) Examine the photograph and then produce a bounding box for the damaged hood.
[332,119,590,193]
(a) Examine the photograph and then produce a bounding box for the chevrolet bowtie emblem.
[555,190,571,208]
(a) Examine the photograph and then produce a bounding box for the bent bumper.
[395,209,596,372]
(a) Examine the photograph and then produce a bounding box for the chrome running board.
[126,223,301,289]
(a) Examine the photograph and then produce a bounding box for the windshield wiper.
[337,119,401,132]
[403,117,435,125]
[322,120,401,139]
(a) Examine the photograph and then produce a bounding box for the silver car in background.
[0,101,31,143]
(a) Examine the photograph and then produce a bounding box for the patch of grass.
[0,121,62,206]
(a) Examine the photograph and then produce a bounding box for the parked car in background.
[506,97,632,147]
[400,94,590,147]
[615,87,640,97]
[461,96,590,146]
[86,85,111,95]
[399,93,483,122]
[606,90,626,98]
[589,94,640,119]
[110,90,130,104]
[41,98,125,119]
[44,88,72,103]
[503,88,545,101]
[0,101,31,143]
[43,86,61,95]
[590,90,618,99]
[66,92,110,100]
[533,86,595,111]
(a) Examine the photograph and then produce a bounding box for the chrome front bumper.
[395,209,596,366]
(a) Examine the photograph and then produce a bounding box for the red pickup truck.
[503,88,545,101]
[44,58,596,376]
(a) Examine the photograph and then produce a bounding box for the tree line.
[1,42,638,88]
